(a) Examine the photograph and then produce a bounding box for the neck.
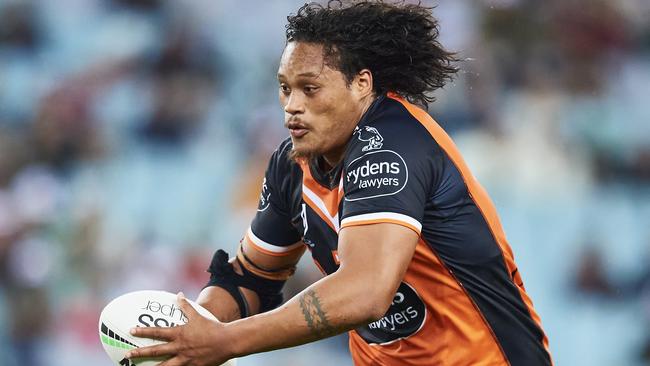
[321,146,346,170]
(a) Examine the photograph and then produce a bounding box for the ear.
[353,69,374,99]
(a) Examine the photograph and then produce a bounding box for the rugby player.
[127,1,552,365]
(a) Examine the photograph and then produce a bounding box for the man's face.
[277,42,367,163]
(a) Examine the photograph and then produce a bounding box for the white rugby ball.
[99,290,236,366]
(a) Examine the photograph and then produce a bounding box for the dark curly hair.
[286,0,458,107]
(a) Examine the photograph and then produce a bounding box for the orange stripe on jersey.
[331,250,340,265]
[236,246,296,280]
[245,231,304,257]
[341,218,421,236]
[349,238,508,365]
[302,194,337,232]
[298,159,342,218]
[387,92,551,360]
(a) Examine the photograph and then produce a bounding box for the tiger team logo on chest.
[354,125,384,152]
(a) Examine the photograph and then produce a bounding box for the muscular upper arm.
[337,223,419,313]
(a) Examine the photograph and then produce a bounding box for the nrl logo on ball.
[354,126,383,152]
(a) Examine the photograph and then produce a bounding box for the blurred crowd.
[0,0,648,365]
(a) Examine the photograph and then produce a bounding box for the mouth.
[289,128,308,138]
[286,121,309,138]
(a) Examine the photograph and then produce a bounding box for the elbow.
[335,270,397,324]
[365,305,389,323]
[356,288,393,323]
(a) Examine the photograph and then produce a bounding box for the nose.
[284,92,304,115]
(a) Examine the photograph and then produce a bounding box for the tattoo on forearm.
[299,289,342,338]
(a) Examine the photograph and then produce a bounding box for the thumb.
[177,292,199,320]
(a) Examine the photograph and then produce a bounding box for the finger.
[130,325,178,342]
[125,341,177,359]
[176,292,199,320]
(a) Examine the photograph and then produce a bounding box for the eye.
[303,86,319,94]
[279,84,291,94]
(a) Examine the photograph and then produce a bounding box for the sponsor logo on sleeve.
[354,125,384,151]
[300,203,309,238]
[257,177,271,212]
[355,282,426,345]
[344,150,408,201]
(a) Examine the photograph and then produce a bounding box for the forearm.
[197,286,260,323]
[224,269,385,357]
[125,225,416,365]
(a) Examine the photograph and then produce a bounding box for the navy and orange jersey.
[249,93,552,365]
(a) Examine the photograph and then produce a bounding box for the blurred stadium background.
[0,0,648,365]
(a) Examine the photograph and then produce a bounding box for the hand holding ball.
[99,290,236,366]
